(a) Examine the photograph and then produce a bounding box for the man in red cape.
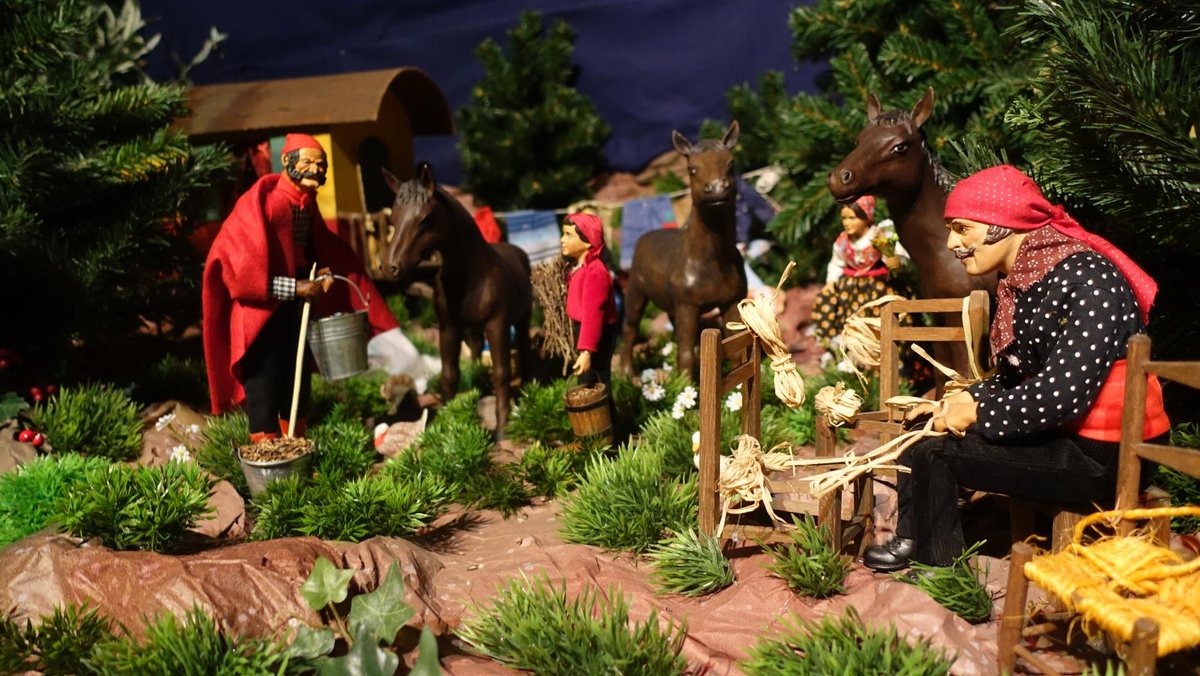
[203,134,397,441]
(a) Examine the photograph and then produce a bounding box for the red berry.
[18,429,34,443]
[30,433,44,448]
[0,359,8,369]
[30,386,42,398]
[46,384,57,395]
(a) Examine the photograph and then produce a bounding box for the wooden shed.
[178,67,454,272]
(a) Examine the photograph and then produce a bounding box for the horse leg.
[438,325,463,403]
[674,304,700,379]
[620,278,648,376]
[484,319,512,439]
[466,329,484,362]
[513,309,532,385]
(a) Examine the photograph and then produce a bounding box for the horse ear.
[418,162,436,196]
[866,92,883,122]
[911,87,935,129]
[672,130,693,156]
[721,120,740,152]
[381,168,401,194]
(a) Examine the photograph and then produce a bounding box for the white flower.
[642,381,665,402]
[169,445,191,463]
[186,423,201,435]
[725,390,743,412]
[837,358,857,374]
[671,402,686,420]
[691,430,701,451]
[640,368,657,384]
[154,412,176,431]
[675,386,698,410]
[661,343,674,357]
[662,364,674,372]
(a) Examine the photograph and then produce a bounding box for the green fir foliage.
[516,442,595,499]
[458,577,688,675]
[87,605,299,674]
[646,529,735,597]
[29,383,143,461]
[308,418,377,492]
[458,11,611,210]
[308,370,390,427]
[54,461,214,552]
[764,515,850,599]
[0,0,230,373]
[741,607,954,676]
[195,409,249,497]
[0,603,112,675]
[1154,422,1200,533]
[899,541,994,623]
[505,378,575,445]
[0,453,110,545]
[559,442,697,553]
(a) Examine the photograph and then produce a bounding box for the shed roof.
[178,67,454,142]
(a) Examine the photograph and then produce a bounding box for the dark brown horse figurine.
[382,164,532,436]
[828,88,996,376]
[621,121,747,377]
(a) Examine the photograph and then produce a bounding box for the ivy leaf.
[0,393,29,421]
[317,623,399,676]
[409,626,441,676]
[287,624,335,660]
[301,557,354,610]
[348,562,413,645]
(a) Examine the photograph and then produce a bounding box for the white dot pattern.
[968,252,1143,441]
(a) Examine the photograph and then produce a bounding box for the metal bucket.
[236,442,315,497]
[308,275,370,381]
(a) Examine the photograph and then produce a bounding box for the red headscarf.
[946,166,1156,340]
[567,213,606,263]
[853,195,876,222]
[282,133,324,154]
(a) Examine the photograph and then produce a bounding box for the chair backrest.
[1116,334,1200,519]
[877,289,991,417]
[697,328,762,534]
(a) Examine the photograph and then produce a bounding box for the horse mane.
[684,138,729,155]
[869,110,953,193]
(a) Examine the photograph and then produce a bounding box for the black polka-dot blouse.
[967,252,1144,441]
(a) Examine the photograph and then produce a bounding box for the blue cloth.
[620,195,675,269]
[504,210,561,266]
[735,176,776,243]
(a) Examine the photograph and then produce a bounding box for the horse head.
[673,121,739,206]
[381,163,445,283]
[828,88,941,205]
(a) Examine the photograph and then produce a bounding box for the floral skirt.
[811,275,905,345]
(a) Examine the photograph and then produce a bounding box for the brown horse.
[828,88,996,376]
[382,164,532,436]
[621,121,747,377]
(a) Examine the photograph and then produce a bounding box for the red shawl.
[203,175,399,414]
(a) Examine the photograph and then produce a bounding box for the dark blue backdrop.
[144,0,823,186]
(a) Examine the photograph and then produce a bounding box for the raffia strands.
[837,294,906,388]
[1024,505,1200,656]
[727,261,805,408]
[531,258,575,376]
[813,382,863,427]
[715,435,800,536]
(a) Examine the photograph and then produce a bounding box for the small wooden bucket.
[564,383,613,444]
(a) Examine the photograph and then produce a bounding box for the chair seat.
[1024,527,1200,656]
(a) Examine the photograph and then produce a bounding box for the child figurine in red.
[202,134,398,442]
[810,195,909,353]
[561,213,619,391]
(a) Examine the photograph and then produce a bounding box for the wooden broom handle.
[287,264,318,438]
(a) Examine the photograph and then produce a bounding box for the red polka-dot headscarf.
[946,165,1157,325]
[854,195,876,222]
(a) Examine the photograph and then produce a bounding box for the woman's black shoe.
[862,536,916,572]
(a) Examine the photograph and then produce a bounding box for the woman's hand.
[884,255,901,270]
[933,398,977,435]
[822,281,836,294]
[572,350,592,376]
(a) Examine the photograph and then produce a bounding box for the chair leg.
[1051,510,1083,553]
[1010,499,1036,547]
[1125,618,1158,676]
[999,542,1035,675]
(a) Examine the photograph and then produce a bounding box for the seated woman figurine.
[810,196,909,354]
[863,165,1169,572]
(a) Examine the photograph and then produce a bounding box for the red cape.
[203,175,399,415]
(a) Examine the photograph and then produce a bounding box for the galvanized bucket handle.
[330,274,370,310]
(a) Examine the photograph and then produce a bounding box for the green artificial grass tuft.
[646,529,734,597]
[898,541,994,624]
[763,515,850,599]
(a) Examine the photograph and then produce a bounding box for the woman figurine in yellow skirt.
[810,196,909,355]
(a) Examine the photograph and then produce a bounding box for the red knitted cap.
[282,133,324,155]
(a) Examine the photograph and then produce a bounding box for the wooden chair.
[696,328,857,547]
[812,291,991,553]
[998,334,1200,675]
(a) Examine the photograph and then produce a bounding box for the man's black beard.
[285,160,326,187]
